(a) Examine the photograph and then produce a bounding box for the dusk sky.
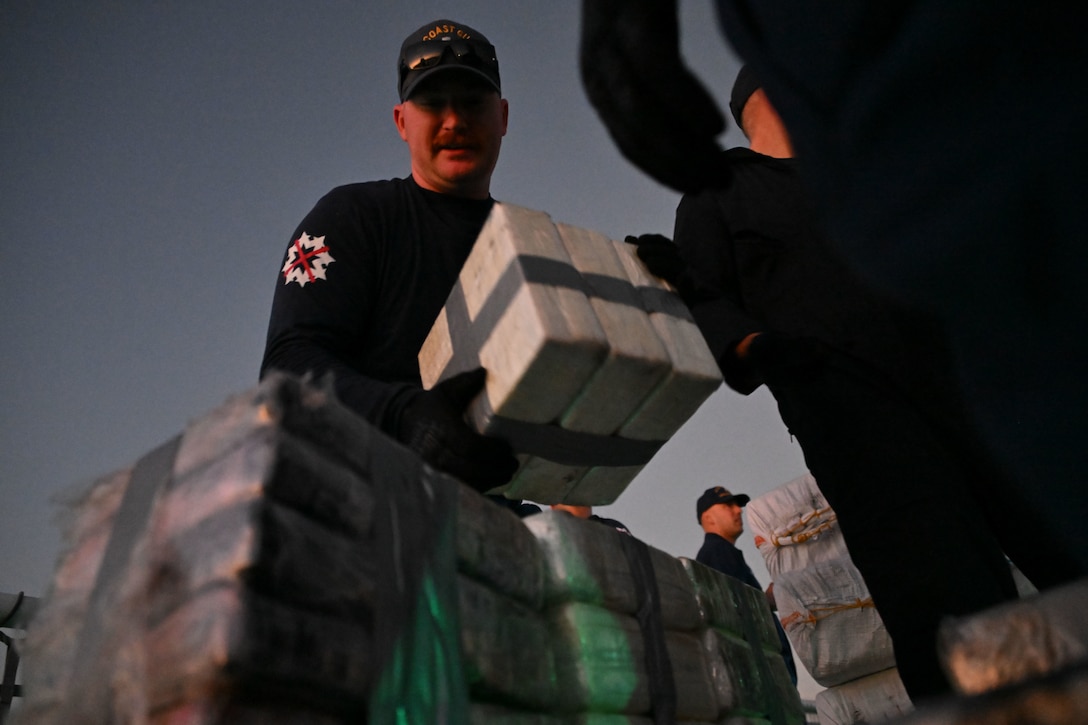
[1,2,818,698]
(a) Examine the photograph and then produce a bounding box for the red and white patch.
[282,233,335,286]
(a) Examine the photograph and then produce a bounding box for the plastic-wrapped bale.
[549,601,718,720]
[419,202,720,506]
[885,661,1088,725]
[459,574,557,712]
[469,704,662,725]
[558,233,722,506]
[776,556,895,687]
[13,374,453,724]
[455,481,546,610]
[745,472,848,579]
[814,667,912,725]
[524,511,702,630]
[938,577,1088,696]
[681,558,806,725]
[148,699,350,724]
[522,512,717,719]
[455,477,558,712]
[11,467,131,720]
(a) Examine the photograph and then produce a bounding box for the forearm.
[260,335,416,434]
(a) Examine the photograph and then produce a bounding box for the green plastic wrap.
[368,459,469,725]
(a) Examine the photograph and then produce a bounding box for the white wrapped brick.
[814,667,912,725]
[776,557,895,687]
[609,238,722,440]
[746,473,848,578]
[419,203,720,505]
[419,203,609,502]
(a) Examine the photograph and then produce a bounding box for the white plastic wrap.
[745,473,849,578]
[776,557,895,687]
[814,667,912,725]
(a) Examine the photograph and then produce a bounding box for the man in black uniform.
[261,19,518,492]
[695,486,798,686]
[579,0,1088,591]
[628,69,1083,701]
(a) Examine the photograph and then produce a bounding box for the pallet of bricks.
[14,374,806,723]
[15,205,805,722]
[745,474,914,725]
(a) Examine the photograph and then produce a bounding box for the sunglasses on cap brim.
[401,39,498,73]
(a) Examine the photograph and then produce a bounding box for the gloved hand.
[396,368,518,492]
[624,233,698,303]
[580,0,730,193]
[740,332,829,387]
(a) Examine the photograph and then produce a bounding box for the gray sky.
[1,1,816,698]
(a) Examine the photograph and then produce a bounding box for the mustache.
[434,135,476,151]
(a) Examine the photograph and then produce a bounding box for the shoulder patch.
[282,233,335,286]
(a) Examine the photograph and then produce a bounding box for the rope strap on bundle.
[756,507,837,548]
[780,597,874,628]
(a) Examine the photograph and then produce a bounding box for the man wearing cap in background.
[631,67,1085,702]
[696,485,797,686]
[261,19,518,493]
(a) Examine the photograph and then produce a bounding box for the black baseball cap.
[696,486,751,523]
[728,65,760,126]
[397,20,501,102]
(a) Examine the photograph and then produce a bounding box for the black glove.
[396,368,518,492]
[580,0,729,193]
[742,332,829,387]
[624,233,698,303]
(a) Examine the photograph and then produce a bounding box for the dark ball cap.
[696,486,751,523]
[398,19,501,102]
[728,65,760,126]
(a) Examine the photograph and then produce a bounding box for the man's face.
[704,501,745,543]
[393,73,508,199]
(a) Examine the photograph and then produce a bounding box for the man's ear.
[393,103,409,141]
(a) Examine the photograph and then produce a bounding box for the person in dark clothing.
[695,486,797,686]
[260,19,518,492]
[627,69,1084,702]
[550,503,632,535]
[579,0,1088,585]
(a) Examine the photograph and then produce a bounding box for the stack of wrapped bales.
[14,376,384,723]
[419,202,722,506]
[746,473,913,725]
[15,376,803,724]
[680,556,807,724]
[485,511,805,724]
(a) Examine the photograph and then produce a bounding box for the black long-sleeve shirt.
[261,176,494,433]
